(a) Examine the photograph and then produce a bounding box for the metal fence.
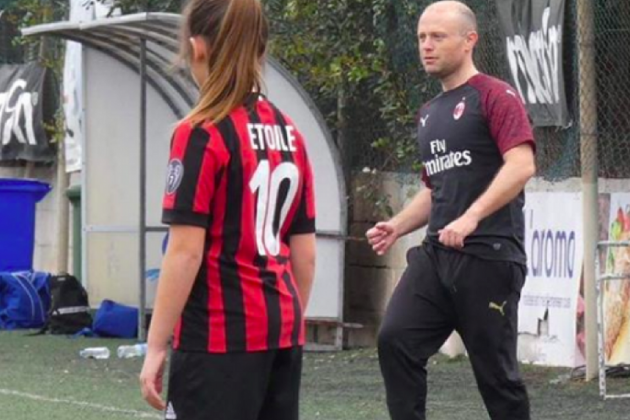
[270,0,630,182]
[3,0,630,181]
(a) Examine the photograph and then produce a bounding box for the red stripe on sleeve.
[163,122,193,211]
[421,167,432,189]
[172,318,182,349]
[192,141,217,214]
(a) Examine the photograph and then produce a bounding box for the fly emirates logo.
[424,139,472,176]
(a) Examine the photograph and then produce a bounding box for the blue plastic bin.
[0,179,51,272]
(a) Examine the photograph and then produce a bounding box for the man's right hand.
[366,221,399,255]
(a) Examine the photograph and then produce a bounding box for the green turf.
[1,331,629,419]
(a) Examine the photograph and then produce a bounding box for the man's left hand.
[438,212,479,249]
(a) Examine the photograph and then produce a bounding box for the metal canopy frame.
[24,13,196,120]
[23,12,348,347]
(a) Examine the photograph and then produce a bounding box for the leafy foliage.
[264,0,437,217]
[93,0,181,15]
[4,0,432,207]
[265,0,433,174]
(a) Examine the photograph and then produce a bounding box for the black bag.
[42,274,92,335]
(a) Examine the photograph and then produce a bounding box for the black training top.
[417,73,535,265]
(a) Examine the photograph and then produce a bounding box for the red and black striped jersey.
[162,94,316,353]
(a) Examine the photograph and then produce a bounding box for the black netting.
[470,0,581,181]
[3,0,624,181]
[267,0,630,182]
[593,1,630,178]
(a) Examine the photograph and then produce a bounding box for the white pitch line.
[0,388,162,419]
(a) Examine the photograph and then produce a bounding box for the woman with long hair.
[139,1,317,419]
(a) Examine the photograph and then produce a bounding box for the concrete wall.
[344,173,630,349]
[345,172,426,346]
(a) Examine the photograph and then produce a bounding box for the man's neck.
[441,64,479,92]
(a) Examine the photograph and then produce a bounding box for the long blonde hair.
[181,0,268,125]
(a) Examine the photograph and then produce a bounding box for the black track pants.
[377,244,530,420]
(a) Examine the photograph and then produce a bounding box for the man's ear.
[189,36,208,62]
[465,31,479,52]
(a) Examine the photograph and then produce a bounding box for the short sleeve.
[162,123,220,228]
[486,87,536,155]
[289,148,316,235]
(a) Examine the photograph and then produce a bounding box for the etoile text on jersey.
[247,123,297,152]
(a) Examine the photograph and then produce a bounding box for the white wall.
[345,173,630,349]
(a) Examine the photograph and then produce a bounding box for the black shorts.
[164,346,303,420]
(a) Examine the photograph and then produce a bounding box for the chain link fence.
[592,1,630,179]
[3,0,629,181]
[275,0,630,183]
[472,0,583,181]
[475,0,630,181]
[341,0,583,181]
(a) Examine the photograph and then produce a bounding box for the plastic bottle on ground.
[79,347,111,359]
[117,343,148,359]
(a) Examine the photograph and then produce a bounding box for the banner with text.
[602,193,630,366]
[519,192,583,367]
[496,0,570,127]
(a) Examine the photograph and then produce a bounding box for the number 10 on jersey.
[249,160,299,256]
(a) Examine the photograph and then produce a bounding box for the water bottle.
[79,347,110,359]
[117,343,148,359]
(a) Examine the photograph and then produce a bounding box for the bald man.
[366,2,535,420]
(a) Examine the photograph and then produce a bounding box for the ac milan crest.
[453,99,466,120]
[165,159,184,195]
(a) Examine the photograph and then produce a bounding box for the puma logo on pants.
[489,301,507,317]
